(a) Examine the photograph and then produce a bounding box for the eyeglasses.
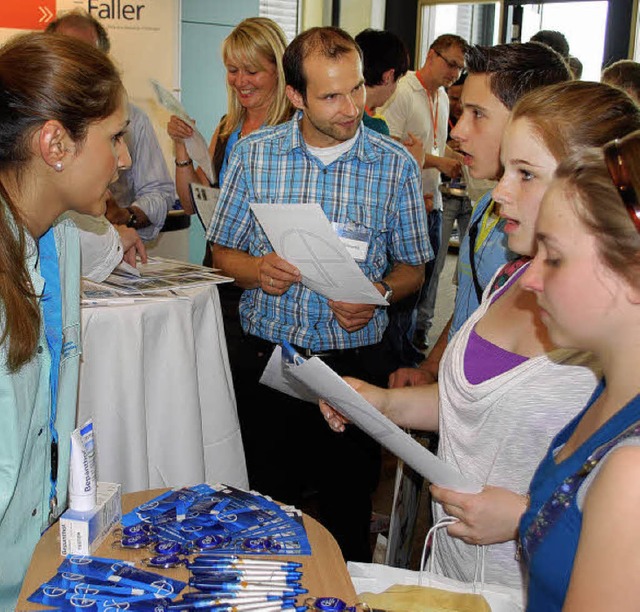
[604,139,640,233]
[433,48,464,72]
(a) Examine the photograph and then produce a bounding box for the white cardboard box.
[59,482,122,556]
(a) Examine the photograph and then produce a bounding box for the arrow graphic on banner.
[39,6,53,24]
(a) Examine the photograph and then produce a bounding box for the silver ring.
[269,276,274,287]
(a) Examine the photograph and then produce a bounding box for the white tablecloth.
[77,284,248,493]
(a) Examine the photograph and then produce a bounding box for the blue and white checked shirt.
[207,113,432,351]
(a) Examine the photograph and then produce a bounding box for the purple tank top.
[464,265,529,384]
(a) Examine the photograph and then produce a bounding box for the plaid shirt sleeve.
[386,150,433,266]
[206,142,254,250]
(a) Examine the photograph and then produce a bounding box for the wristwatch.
[126,208,138,229]
[380,280,393,302]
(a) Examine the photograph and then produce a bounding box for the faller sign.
[0,0,56,30]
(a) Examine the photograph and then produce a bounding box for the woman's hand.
[430,484,528,545]
[167,115,194,144]
[319,399,350,433]
[319,376,389,433]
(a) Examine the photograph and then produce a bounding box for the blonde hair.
[220,17,291,138]
[555,131,640,288]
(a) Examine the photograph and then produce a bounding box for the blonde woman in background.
[168,17,292,214]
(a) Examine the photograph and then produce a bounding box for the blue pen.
[189,576,302,591]
[189,574,302,586]
[188,568,303,580]
[181,593,295,602]
[168,601,304,611]
[188,572,302,585]
[191,559,302,571]
[192,563,302,573]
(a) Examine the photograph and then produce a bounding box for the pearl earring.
[54,161,63,172]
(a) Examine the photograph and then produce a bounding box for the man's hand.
[257,252,301,295]
[437,156,462,179]
[115,225,147,267]
[388,367,437,388]
[402,132,425,167]
[429,484,528,545]
[106,200,150,230]
[328,300,376,333]
[105,197,129,226]
[424,193,434,213]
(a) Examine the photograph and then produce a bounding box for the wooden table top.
[17,488,357,610]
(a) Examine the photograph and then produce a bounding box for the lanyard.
[415,71,439,151]
[476,198,501,247]
[39,228,62,521]
[467,197,501,302]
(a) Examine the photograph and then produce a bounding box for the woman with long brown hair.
[0,32,129,607]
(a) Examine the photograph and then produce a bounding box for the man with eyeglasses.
[381,34,467,353]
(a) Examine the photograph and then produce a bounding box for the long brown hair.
[555,131,640,288]
[510,81,640,163]
[0,32,123,371]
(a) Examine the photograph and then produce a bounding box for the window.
[417,2,501,65]
[506,2,608,81]
[259,0,300,43]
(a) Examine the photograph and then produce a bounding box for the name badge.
[431,144,440,157]
[332,222,371,262]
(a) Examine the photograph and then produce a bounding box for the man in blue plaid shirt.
[207,26,431,562]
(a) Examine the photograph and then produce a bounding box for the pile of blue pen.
[118,483,311,559]
[27,554,309,610]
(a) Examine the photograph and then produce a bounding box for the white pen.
[194,555,302,569]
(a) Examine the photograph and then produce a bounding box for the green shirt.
[363,111,390,136]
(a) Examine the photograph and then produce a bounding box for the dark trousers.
[416,208,443,330]
[219,285,397,562]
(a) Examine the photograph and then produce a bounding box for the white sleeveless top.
[432,263,601,591]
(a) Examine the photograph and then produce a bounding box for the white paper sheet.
[249,203,388,305]
[150,79,215,184]
[260,345,481,493]
[189,183,220,231]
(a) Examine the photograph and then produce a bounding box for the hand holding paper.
[430,484,529,545]
[261,343,481,493]
[249,203,388,305]
[328,300,378,333]
[151,79,215,184]
[320,376,385,432]
[258,252,302,295]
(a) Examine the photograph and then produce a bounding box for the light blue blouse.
[0,215,81,608]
